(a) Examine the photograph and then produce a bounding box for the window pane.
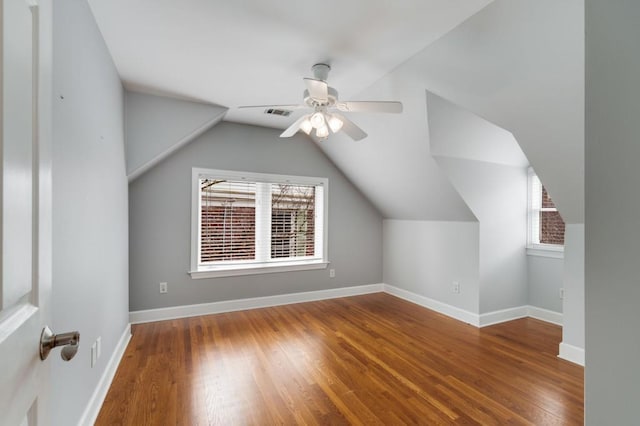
[541,186,555,208]
[200,179,256,263]
[538,185,565,245]
[271,184,315,259]
[540,210,565,245]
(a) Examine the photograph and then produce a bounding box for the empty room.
[1,0,638,425]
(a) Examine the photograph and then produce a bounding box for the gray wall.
[124,91,227,179]
[435,158,529,314]
[527,255,563,313]
[52,1,129,425]
[426,93,529,315]
[383,220,480,314]
[562,224,584,348]
[129,122,383,311]
[427,92,528,168]
[383,213,565,317]
[585,1,640,422]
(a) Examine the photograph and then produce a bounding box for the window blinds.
[271,184,316,259]
[199,177,323,265]
[530,174,542,243]
[200,179,256,263]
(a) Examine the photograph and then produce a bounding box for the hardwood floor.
[96,293,583,425]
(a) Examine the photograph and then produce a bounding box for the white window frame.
[527,168,564,258]
[189,168,329,278]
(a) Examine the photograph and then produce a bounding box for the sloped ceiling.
[125,91,227,180]
[87,0,491,128]
[88,0,583,223]
[311,84,476,221]
[315,0,584,223]
[427,92,528,168]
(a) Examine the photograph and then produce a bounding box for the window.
[528,169,565,257]
[190,168,328,278]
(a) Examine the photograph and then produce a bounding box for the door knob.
[40,326,80,361]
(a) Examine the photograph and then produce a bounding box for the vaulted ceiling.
[87,0,491,127]
[88,0,584,224]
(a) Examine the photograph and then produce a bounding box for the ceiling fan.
[239,64,403,141]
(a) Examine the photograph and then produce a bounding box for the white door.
[0,0,53,425]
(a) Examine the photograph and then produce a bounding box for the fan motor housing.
[311,63,331,81]
[304,87,339,108]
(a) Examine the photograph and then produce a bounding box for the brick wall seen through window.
[540,186,565,245]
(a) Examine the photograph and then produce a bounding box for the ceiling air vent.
[264,108,292,117]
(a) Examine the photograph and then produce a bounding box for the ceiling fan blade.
[304,78,328,102]
[280,114,311,138]
[336,101,403,113]
[238,104,305,109]
[333,113,368,141]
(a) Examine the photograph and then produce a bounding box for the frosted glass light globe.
[300,117,313,134]
[327,115,343,133]
[316,125,329,138]
[310,112,325,129]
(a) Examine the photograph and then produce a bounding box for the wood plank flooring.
[96,293,583,425]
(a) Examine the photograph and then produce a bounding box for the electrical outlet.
[90,342,97,368]
[452,281,460,294]
[329,269,336,278]
[96,336,101,359]
[559,288,564,299]
[159,282,168,294]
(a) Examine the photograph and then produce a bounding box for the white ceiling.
[309,0,583,222]
[87,0,583,223]
[87,0,491,129]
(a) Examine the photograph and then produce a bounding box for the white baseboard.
[130,284,385,324]
[78,323,131,426]
[479,306,563,327]
[129,284,565,331]
[381,285,563,329]
[383,284,480,326]
[527,306,563,326]
[559,342,585,366]
[479,306,529,327]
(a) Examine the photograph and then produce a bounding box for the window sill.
[189,260,329,279]
[526,245,564,259]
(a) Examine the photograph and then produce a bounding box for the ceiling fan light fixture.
[300,117,313,134]
[327,114,344,133]
[245,64,403,142]
[310,112,325,128]
[316,125,329,138]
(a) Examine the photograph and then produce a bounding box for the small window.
[190,168,328,278]
[539,186,565,245]
[528,169,565,255]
